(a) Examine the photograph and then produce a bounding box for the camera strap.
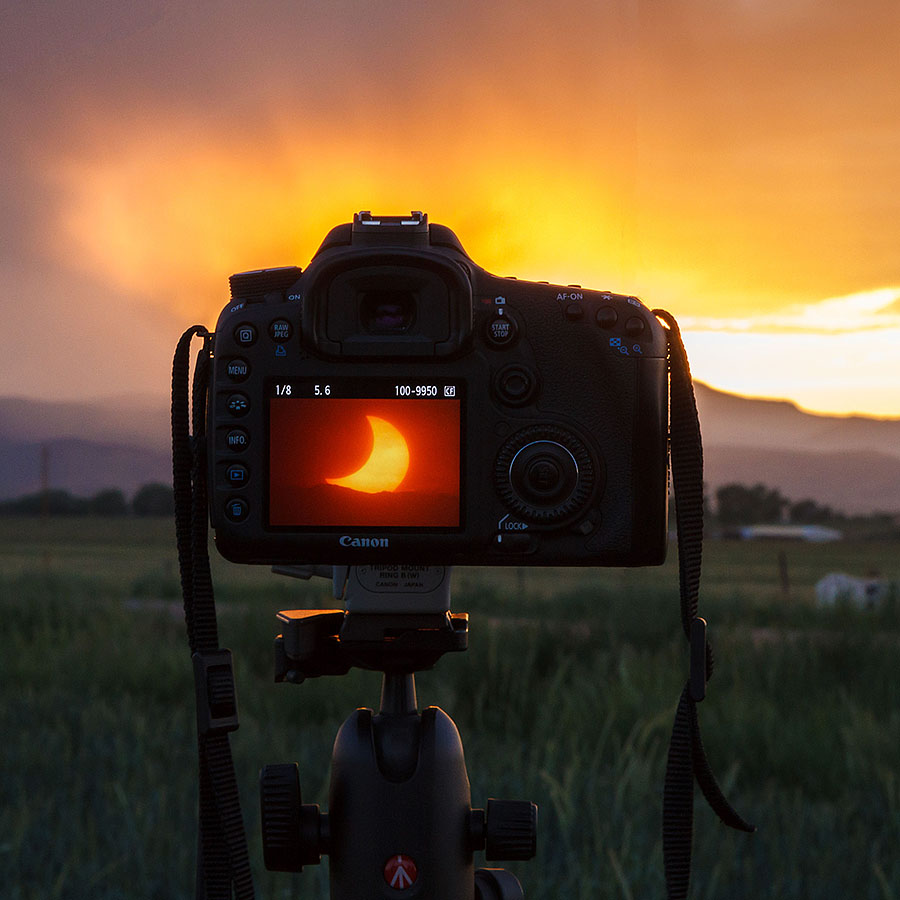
[172,326,255,900]
[170,313,747,900]
[653,310,755,900]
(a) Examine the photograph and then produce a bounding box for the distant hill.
[693,383,900,460]
[694,384,900,514]
[0,395,170,451]
[0,437,171,501]
[1,386,899,513]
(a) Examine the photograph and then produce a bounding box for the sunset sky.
[3,0,899,416]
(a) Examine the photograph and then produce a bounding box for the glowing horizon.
[3,1,899,417]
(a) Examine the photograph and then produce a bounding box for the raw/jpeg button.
[269,319,293,341]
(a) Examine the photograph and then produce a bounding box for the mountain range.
[1,385,898,514]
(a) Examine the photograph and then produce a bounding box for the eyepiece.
[361,290,416,334]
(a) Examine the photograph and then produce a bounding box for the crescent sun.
[325,415,410,494]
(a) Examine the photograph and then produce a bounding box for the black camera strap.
[171,312,747,900]
[653,310,755,899]
[172,326,255,900]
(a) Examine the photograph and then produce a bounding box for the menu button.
[226,358,250,381]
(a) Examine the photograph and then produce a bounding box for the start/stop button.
[485,313,519,348]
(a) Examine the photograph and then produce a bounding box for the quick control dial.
[494,425,595,524]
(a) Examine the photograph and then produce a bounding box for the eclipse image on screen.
[268,382,461,528]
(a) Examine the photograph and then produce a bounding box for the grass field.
[1,517,899,899]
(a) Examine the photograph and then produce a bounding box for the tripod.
[259,565,537,900]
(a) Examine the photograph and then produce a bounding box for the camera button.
[226,393,250,416]
[224,498,249,523]
[226,358,251,381]
[269,319,293,341]
[625,316,646,337]
[595,307,617,329]
[564,303,584,321]
[226,428,249,451]
[234,323,258,346]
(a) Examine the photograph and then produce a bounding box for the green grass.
[1,518,899,898]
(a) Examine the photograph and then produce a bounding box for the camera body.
[207,212,669,566]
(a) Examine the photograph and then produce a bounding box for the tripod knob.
[484,799,538,861]
[259,763,325,871]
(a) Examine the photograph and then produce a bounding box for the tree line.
[0,483,174,516]
[2,480,895,531]
[710,482,896,530]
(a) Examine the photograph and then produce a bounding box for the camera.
[207,211,669,566]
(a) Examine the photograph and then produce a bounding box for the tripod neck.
[380,672,418,716]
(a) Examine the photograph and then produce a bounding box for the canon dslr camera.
[207,211,668,566]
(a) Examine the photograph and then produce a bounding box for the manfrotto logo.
[339,535,390,548]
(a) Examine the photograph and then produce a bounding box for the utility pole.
[40,443,50,517]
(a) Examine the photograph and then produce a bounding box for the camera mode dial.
[494,425,595,524]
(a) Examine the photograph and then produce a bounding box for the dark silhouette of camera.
[207,211,668,566]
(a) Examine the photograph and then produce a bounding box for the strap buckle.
[689,617,707,702]
[192,649,240,735]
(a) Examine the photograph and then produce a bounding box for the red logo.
[384,854,418,890]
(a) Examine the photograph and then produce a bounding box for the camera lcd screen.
[268,378,463,529]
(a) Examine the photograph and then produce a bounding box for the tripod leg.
[475,868,525,900]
